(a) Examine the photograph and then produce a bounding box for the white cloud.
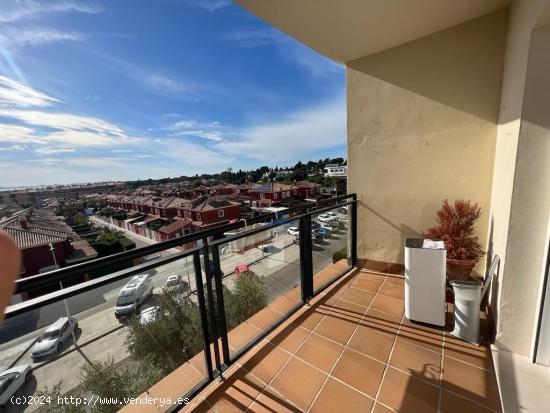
[217,96,346,161]
[221,29,282,48]
[165,120,225,142]
[0,28,84,48]
[183,0,231,12]
[66,158,125,168]
[0,76,140,150]
[35,147,76,154]
[0,75,59,107]
[222,28,343,77]
[0,144,25,151]
[0,123,35,142]
[0,0,102,23]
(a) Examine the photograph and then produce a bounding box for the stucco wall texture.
[346,11,508,274]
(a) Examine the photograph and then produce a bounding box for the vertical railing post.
[202,238,222,378]
[351,195,358,268]
[193,251,213,380]
[211,246,230,366]
[299,214,314,303]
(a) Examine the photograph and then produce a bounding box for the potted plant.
[423,199,484,280]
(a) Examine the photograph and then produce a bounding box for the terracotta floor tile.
[295,333,343,373]
[314,311,357,345]
[270,357,327,411]
[247,307,283,332]
[269,325,310,353]
[442,356,501,411]
[399,318,443,354]
[370,295,404,317]
[440,389,497,413]
[207,370,265,412]
[290,306,327,331]
[242,342,291,385]
[384,276,405,287]
[268,292,301,316]
[330,299,366,321]
[348,324,395,363]
[378,367,439,413]
[379,282,405,300]
[331,348,385,397]
[389,338,441,380]
[363,309,401,335]
[247,386,302,413]
[228,322,262,355]
[352,275,383,293]
[309,377,374,413]
[358,271,387,283]
[444,336,494,370]
[341,287,376,307]
[372,403,395,413]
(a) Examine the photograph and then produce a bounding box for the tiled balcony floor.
[185,270,502,413]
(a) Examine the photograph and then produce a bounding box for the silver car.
[0,365,33,405]
[31,317,77,361]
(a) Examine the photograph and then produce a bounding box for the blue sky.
[0,0,346,187]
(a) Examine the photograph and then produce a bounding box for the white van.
[115,274,154,320]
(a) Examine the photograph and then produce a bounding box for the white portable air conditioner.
[404,238,446,326]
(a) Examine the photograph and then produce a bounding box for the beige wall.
[347,11,507,270]
[495,23,550,356]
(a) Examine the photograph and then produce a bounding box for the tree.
[125,288,204,373]
[95,228,125,245]
[225,271,268,328]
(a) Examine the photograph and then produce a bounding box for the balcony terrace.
[178,269,499,413]
[1,193,504,413]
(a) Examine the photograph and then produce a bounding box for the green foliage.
[224,271,268,328]
[125,289,204,373]
[35,383,85,413]
[332,247,348,263]
[79,358,163,413]
[98,207,115,217]
[74,214,89,226]
[95,228,125,245]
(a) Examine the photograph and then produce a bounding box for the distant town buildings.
[0,209,98,290]
[324,164,348,178]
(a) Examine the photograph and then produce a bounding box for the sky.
[0,0,346,188]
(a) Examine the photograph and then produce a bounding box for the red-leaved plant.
[422,199,484,261]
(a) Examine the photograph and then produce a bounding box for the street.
[0,217,349,412]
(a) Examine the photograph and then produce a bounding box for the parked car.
[0,365,33,405]
[31,317,77,360]
[325,212,338,218]
[319,221,334,231]
[287,226,299,237]
[318,214,338,224]
[317,227,332,238]
[339,206,349,214]
[165,275,182,290]
[115,274,154,320]
[311,221,321,229]
[311,229,324,242]
[139,306,159,325]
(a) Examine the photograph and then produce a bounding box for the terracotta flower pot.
[446,258,476,281]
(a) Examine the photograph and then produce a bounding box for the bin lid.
[405,238,445,250]
[450,279,481,288]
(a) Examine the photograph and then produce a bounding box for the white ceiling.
[235,0,510,63]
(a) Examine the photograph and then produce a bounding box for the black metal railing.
[2,194,357,412]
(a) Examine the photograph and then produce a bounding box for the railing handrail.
[13,194,355,293]
[6,245,203,318]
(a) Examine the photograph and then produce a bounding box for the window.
[218,209,224,218]
[197,213,201,221]
[184,211,189,218]
[273,193,278,200]
[260,193,265,200]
